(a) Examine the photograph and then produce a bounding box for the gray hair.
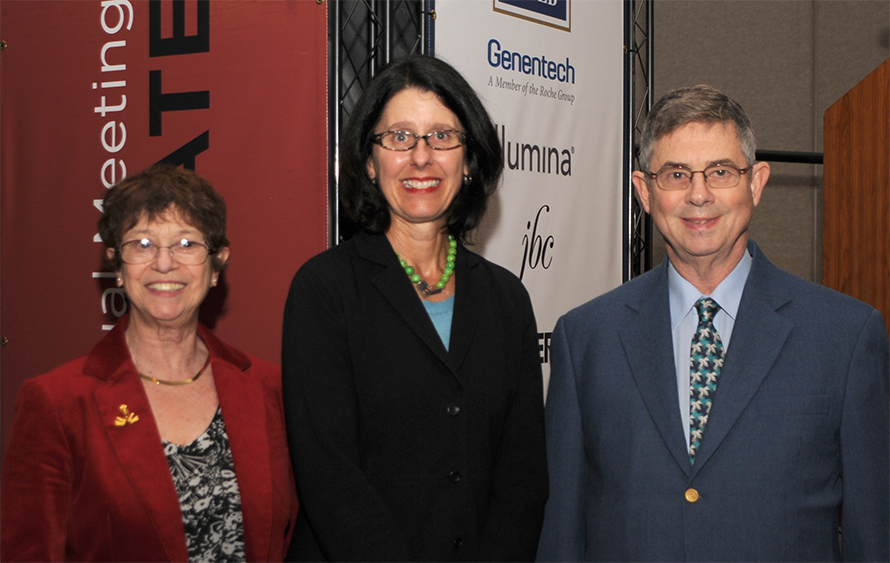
[638,85,757,172]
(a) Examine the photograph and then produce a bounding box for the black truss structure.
[625,0,653,280]
[329,0,431,242]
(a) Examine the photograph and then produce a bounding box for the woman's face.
[366,87,469,232]
[109,207,229,330]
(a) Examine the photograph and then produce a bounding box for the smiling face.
[632,121,770,283]
[366,87,468,233]
[109,207,229,330]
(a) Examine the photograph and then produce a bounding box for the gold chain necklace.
[139,355,211,386]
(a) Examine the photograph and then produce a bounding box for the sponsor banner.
[0,0,328,453]
[434,0,624,389]
[494,0,571,31]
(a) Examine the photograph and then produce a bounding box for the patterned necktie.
[689,297,725,464]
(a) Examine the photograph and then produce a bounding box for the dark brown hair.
[98,164,229,271]
[339,56,503,241]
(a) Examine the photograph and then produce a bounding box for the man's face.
[632,121,770,277]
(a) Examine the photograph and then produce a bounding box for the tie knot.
[695,298,721,322]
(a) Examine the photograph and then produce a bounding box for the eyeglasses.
[372,130,467,151]
[646,163,750,190]
[119,238,212,265]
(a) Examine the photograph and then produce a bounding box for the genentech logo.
[493,0,570,32]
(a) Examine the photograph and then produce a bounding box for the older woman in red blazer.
[0,165,298,562]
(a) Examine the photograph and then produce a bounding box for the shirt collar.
[669,249,753,328]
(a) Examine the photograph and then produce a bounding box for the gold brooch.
[114,404,139,426]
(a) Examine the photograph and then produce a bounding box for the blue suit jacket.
[536,241,889,562]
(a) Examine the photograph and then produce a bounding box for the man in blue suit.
[536,85,889,562]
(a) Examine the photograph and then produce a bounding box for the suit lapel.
[357,231,462,377]
[443,246,482,373]
[619,264,692,475]
[689,246,793,473]
[88,321,189,562]
[212,350,273,563]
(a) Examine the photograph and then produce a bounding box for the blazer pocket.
[769,394,833,446]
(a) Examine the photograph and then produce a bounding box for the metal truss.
[330,0,431,242]
[624,0,653,280]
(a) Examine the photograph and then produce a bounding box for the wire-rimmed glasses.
[646,163,750,190]
[119,238,212,265]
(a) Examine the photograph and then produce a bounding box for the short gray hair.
[638,85,757,172]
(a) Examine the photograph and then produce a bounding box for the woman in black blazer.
[282,56,548,562]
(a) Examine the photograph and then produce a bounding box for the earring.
[212,277,218,287]
[116,277,123,287]
[463,175,472,185]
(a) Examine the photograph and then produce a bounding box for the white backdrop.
[434,0,625,390]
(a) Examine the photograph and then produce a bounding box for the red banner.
[0,0,329,455]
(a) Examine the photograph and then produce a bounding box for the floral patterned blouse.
[163,407,246,563]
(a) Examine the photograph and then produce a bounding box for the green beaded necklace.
[396,235,457,298]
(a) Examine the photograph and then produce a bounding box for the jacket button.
[453,537,463,549]
[447,404,460,416]
[685,488,699,503]
[449,470,462,483]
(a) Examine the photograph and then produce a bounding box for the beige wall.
[650,0,889,282]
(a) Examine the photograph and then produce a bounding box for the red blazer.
[0,318,298,562]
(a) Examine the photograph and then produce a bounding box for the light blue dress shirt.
[669,250,753,450]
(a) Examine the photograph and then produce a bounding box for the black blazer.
[282,230,548,562]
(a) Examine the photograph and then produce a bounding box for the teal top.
[422,295,455,351]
